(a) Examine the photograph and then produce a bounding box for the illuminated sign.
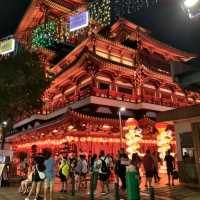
[0,39,15,55]
[69,11,89,32]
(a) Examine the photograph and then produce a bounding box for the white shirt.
[81,159,88,174]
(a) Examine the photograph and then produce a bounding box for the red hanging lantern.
[155,122,167,132]
[125,118,138,130]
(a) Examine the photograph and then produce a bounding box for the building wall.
[174,117,200,186]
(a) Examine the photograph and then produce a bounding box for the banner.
[70,11,89,32]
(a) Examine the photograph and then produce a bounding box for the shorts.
[60,173,67,182]
[99,173,109,182]
[145,170,154,178]
[81,173,87,177]
[167,168,173,176]
[22,179,32,186]
[44,177,54,188]
[32,171,43,182]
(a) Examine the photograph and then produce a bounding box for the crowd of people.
[18,148,176,200]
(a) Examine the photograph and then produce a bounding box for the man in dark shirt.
[115,148,129,190]
[143,149,154,188]
[164,150,175,186]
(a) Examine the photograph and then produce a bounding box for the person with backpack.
[59,158,69,192]
[97,150,110,194]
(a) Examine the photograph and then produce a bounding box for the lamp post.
[118,107,126,148]
[184,0,199,7]
[0,121,8,150]
[183,0,200,18]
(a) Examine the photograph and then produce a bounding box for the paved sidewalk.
[0,185,200,200]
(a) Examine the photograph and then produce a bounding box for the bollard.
[115,175,120,200]
[149,187,155,200]
[89,172,94,200]
[71,172,75,196]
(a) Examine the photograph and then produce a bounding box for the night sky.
[0,0,200,54]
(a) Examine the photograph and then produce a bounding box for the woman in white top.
[81,155,88,189]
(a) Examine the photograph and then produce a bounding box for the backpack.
[101,158,109,173]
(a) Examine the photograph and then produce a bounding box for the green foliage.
[32,21,57,48]
[0,48,50,122]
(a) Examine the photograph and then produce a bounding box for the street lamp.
[0,121,8,150]
[184,0,199,7]
[2,121,7,127]
[118,107,126,147]
[183,0,200,18]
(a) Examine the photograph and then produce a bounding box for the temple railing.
[15,87,192,122]
[43,87,191,113]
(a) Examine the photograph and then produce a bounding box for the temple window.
[118,87,132,95]
[99,82,110,90]
[80,85,91,92]
[143,84,156,96]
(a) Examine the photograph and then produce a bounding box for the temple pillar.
[136,86,142,103]
[108,45,112,60]
[171,93,176,107]
[110,80,116,91]
[156,88,162,104]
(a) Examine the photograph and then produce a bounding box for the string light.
[89,0,111,27]
[32,21,58,48]
[14,136,175,150]
[112,0,159,17]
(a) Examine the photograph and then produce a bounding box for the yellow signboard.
[0,39,15,55]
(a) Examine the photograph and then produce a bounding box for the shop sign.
[0,38,15,55]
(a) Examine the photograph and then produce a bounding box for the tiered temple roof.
[8,0,200,139]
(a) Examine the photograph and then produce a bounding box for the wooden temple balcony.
[15,86,195,123]
[43,87,187,114]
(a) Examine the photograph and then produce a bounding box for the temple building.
[5,0,200,165]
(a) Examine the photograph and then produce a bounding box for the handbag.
[36,165,46,180]
[173,170,179,180]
